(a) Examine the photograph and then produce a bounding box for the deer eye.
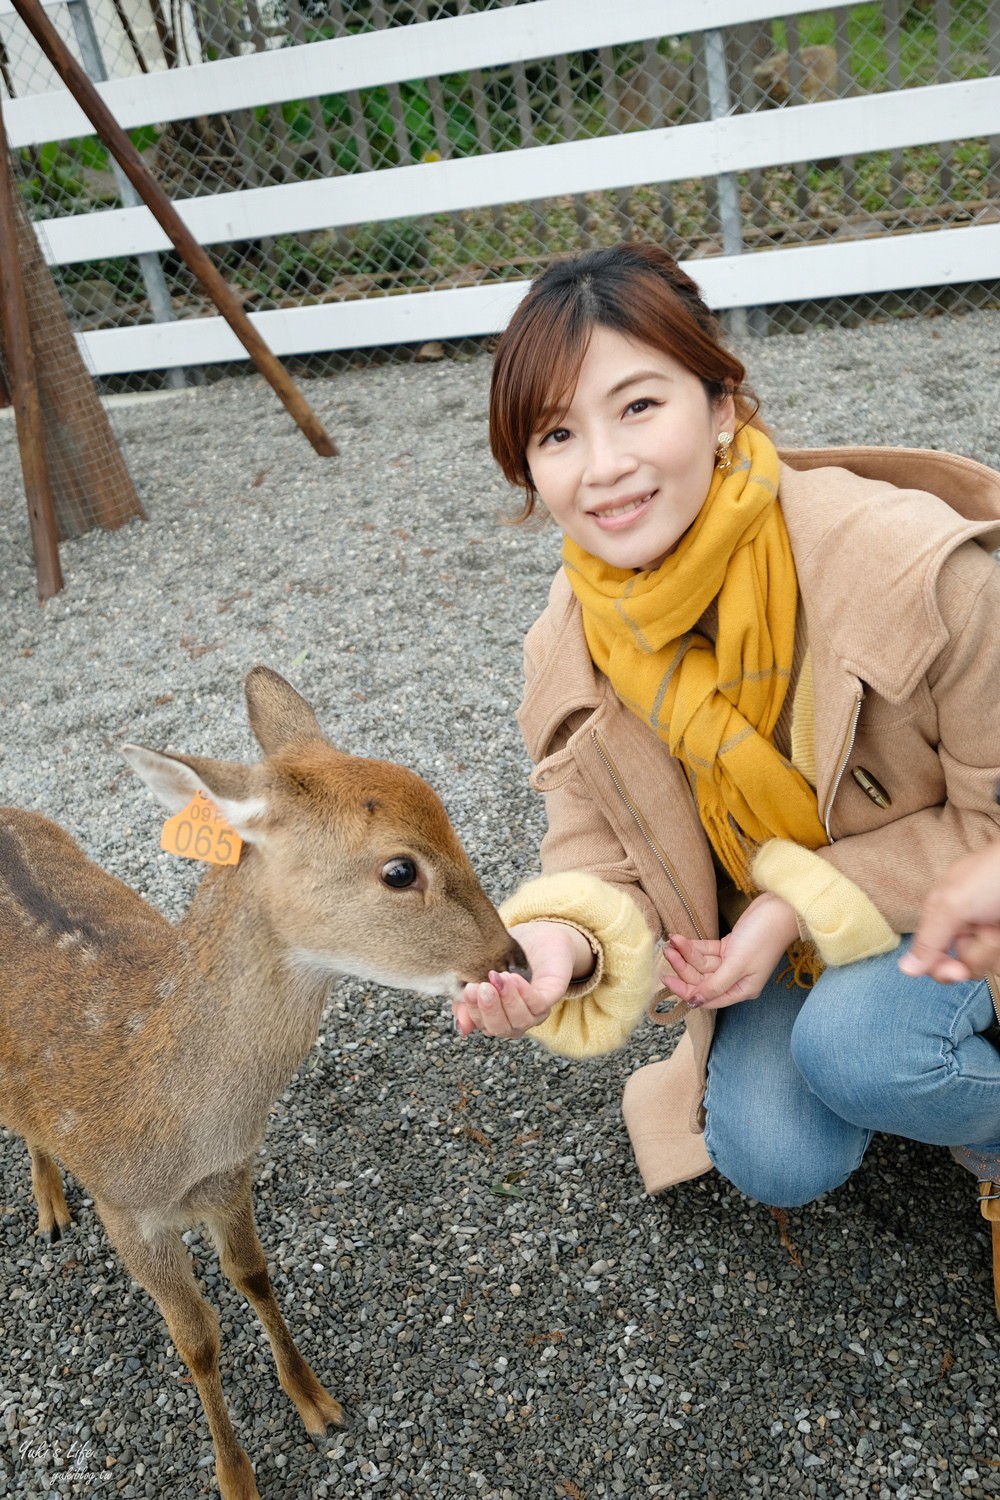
[381,857,418,889]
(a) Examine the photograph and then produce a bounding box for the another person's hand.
[452,920,593,1039]
[660,892,800,1010]
[900,840,1000,983]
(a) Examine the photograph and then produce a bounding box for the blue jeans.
[703,940,1000,1207]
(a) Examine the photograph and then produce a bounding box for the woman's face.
[525,325,735,571]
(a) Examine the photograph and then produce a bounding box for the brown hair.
[489,242,761,518]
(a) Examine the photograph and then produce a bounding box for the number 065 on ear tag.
[161,790,243,866]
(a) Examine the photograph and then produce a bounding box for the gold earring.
[715,431,733,472]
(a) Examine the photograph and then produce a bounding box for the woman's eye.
[625,398,654,416]
[381,857,418,889]
[539,427,570,446]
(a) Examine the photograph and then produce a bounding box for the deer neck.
[175,855,331,1109]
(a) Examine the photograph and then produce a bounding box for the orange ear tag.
[160,789,243,866]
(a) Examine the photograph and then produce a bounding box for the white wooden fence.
[3,0,999,376]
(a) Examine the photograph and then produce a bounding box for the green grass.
[774,0,991,88]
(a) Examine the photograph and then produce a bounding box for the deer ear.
[121,746,269,840]
[244,665,328,755]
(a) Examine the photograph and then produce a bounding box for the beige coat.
[516,447,1000,1190]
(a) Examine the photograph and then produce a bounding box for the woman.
[454,241,1000,1211]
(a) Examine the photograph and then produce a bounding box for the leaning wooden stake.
[10,0,338,458]
[0,103,63,602]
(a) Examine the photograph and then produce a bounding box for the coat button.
[852,766,891,808]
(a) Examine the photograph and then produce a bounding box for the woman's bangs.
[519,319,589,446]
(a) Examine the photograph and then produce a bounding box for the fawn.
[0,665,528,1499]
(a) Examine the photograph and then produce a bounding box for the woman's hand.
[660,892,801,1010]
[900,839,1000,982]
[452,920,593,1039]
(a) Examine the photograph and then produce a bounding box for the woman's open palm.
[452,920,581,1038]
[661,893,800,1010]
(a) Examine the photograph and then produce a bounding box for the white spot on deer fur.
[137,1206,189,1242]
[54,929,99,962]
[126,1012,146,1036]
[288,946,457,997]
[223,795,268,830]
[83,1004,105,1031]
[155,976,177,1001]
[56,1109,79,1136]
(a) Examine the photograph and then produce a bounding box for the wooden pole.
[10,0,338,458]
[0,104,64,602]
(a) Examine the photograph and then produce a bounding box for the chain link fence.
[2,0,999,390]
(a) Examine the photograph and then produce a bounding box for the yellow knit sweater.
[502,649,898,1060]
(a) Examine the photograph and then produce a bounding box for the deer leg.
[28,1141,71,1242]
[97,1201,260,1500]
[205,1173,346,1436]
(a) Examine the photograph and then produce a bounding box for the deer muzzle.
[501,937,532,983]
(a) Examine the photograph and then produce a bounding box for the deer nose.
[502,939,532,983]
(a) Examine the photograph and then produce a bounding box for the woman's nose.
[582,434,637,487]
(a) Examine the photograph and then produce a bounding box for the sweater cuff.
[499,872,655,1058]
[752,839,900,966]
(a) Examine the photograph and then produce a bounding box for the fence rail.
[2,0,998,383]
[30,77,1000,263]
[77,221,1000,376]
[4,0,849,143]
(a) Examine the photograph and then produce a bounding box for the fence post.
[703,28,748,341]
[65,0,190,389]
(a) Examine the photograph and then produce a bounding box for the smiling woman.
[489,245,756,525]
[524,328,731,572]
[455,241,1000,1266]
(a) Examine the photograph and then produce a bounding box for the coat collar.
[778,446,1000,704]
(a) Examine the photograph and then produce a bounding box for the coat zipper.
[823,690,863,840]
[591,729,706,940]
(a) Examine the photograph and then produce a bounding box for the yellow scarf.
[563,425,827,892]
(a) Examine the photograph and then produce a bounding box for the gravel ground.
[2,308,1000,1500]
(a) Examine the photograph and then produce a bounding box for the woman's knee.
[789,989,856,1102]
[705,1112,865,1208]
[789,985,898,1125]
[792,957,999,1140]
[791,957,945,1115]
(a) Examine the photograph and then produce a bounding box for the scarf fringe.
[706,809,755,897]
[775,939,824,991]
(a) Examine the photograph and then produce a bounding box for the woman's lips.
[589,491,655,530]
